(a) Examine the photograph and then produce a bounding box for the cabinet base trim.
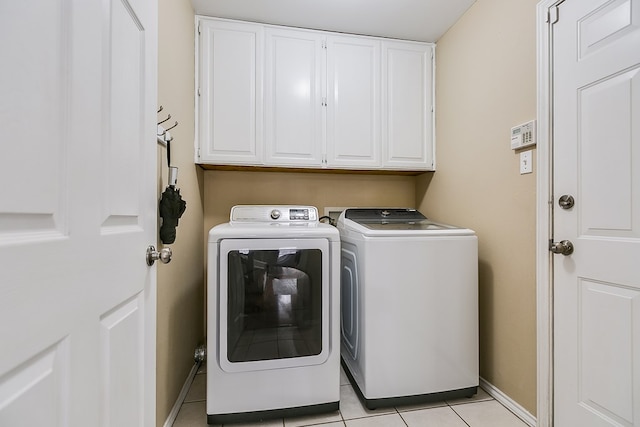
[197,164,433,176]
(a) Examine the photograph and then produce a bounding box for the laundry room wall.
[203,171,416,231]
[157,0,205,425]
[416,0,538,415]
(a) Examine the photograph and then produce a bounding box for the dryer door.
[340,245,359,360]
[218,238,331,372]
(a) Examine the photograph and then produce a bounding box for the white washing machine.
[338,208,478,409]
[207,205,340,424]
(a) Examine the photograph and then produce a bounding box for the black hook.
[157,105,163,113]
[164,121,178,132]
[158,114,171,125]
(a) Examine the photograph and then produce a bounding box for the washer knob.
[270,209,281,220]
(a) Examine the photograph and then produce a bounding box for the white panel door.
[265,28,324,167]
[382,41,434,171]
[553,0,640,425]
[0,0,157,426]
[326,35,381,169]
[197,19,264,165]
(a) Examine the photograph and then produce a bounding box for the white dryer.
[207,206,340,424]
[338,208,478,409]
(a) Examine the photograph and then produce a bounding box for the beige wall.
[203,171,416,231]
[417,0,538,414]
[157,0,205,425]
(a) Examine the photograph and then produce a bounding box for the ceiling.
[190,0,476,43]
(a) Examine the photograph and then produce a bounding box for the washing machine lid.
[338,208,475,236]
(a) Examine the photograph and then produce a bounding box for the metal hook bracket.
[157,114,172,126]
[164,121,178,132]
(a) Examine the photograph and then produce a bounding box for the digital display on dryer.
[289,209,309,220]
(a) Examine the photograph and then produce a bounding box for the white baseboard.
[480,377,537,427]
[163,362,202,427]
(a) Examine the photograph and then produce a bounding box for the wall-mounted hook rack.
[157,108,178,147]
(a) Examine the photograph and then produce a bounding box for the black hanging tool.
[157,114,186,245]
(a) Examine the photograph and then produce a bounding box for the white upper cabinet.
[197,19,264,165]
[326,35,382,169]
[382,41,434,170]
[265,28,324,167]
[196,17,435,172]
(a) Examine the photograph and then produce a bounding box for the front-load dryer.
[338,208,478,409]
[207,205,340,424]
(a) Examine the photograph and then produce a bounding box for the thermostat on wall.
[511,120,536,150]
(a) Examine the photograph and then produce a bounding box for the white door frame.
[536,1,564,426]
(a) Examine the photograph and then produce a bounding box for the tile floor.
[173,364,529,427]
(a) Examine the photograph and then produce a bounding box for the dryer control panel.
[230,205,318,223]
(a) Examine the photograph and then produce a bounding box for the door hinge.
[321,40,327,49]
[322,97,327,107]
[198,24,201,35]
[197,87,201,96]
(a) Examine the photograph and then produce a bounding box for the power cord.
[319,215,336,227]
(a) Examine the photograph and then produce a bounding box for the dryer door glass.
[219,238,330,371]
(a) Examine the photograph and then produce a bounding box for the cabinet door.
[382,41,434,170]
[265,28,324,167]
[326,35,381,169]
[197,19,263,165]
